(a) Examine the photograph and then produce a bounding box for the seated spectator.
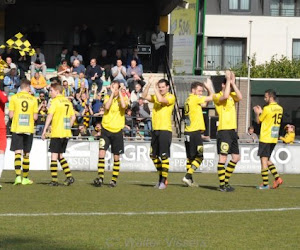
[77,124,91,139]
[29,47,47,77]
[61,71,75,88]
[3,67,20,94]
[56,47,70,68]
[127,59,143,92]
[70,49,83,64]
[74,72,89,90]
[36,99,48,135]
[91,121,102,139]
[124,108,136,138]
[280,124,295,144]
[113,49,126,66]
[71,59,85,77]
[85,58,103,91]
[4,56,17,75]
[130,82,143,109]
[120,82,130,98]
[92,91,104,114]
[97,49,112,81]
[111,59,127,85]
[134,97,151,139]
[0,55,8,87]
[240,126,258,143]
[17,54,30,79]
[1,48,17,62]
[76,81,89,97]
[126,47,142,69]
[57,59,71,76]
[37,92,47,106]
[31,72,48,94]
[62,80,75,98]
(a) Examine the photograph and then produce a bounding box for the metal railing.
[270,7,300,16]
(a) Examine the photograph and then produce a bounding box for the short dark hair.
[111,80,120,88]
[190,81,203,91]
[51,83,63,93]
[157,79,170,87]
[265,89,277,99]
[20,79,30,90]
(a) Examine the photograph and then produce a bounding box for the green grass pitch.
[0,171,300,249]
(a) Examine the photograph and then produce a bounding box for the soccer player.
[0,90,8,189]
[142,77,175,189]
[253,89,283,189]
[182,80,213,187]
[42,83,76,186]
[9,79,38,185]
[93,80,128,188]
[213,70,242,192]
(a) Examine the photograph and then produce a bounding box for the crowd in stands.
[0,24,160,140]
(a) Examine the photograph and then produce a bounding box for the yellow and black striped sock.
[97,157,105,179]
[14,153,22,177]
[161,157,169,183]
[217,162,225,187]
[50,160,58,182]
[111,160,120,182]
[22,155,30,178]
[59,158,72,178]
[225,161,237,184]
[186,159,191,172]
[261,169,269,186]
[268,164,280,180]
[186,157,203,179]
[151,157,162,179]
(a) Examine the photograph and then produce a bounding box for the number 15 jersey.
[9,91,38,134]
[259,102,283,144]
[48,94,74,138]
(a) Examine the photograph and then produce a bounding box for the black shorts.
[150,130,172,158]
[10,133,33,152]
[49,138,69,153]
[257,142,276,158]
[184,130,204,160]
[99,128,124,155]
[216,130,239,155]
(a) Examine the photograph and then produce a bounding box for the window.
[229,0,250,11]
[270,0,297,16]
[292,39,300,60]
[205,38,246,70]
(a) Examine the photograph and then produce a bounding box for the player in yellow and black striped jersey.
[182,80,213,187]
[9,79,38,186]
[42,83,76,186]
[93,80,128,188]
[253,89,284,190]
[213,70,242,192]
[142,76,175,189]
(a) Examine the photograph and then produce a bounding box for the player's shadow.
[3,181,15,184]
[198,185,219,191]
[131,183,157,188]
[233,184,257,189]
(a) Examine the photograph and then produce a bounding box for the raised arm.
[141,75,154,102]
[253,105,262,124]
[230,71,242,101]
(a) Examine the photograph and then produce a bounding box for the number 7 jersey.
[48,94,75,138]
[259,102,283,143]
[9,91,38,134]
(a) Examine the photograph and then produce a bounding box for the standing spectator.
[111,59,127,85]
[31,72,47,94]
[4,67,20,94]
[17,55,30,79]
[56,47,70,68]
[134,97,152,139]
[124,108,136,138]
[29,47,47,78]
[151,26,166,73]
[85,58,103,91]
[70,49,83,64]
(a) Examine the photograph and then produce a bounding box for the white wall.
[205,15,300,64]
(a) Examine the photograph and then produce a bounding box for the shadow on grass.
[3,181,14,184]
[198,185,219,191]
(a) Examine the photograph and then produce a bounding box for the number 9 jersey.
[259,102,283,144]
[9,91,38,134]
[48,94,75,138]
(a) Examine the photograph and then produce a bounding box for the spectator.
[151,26,166,73]
[0,55,8,88]
[1,48,17,62]
[37,92,47,106]
[4,57,17,75]
[85,58,103,91]
[97,49,112,81]
[56,47,70,68]
[240,126,258,143]
[57,59,71,76]
[30,72,47,94]
[3,67,20,94]
[127,59,143,92]
[62,80,75,98]
[70,49,83,64]
[30,47,47,77]
[280,124,295,144]
[134,97,151,139]
[36,99,48,135]
[92,91,104,114]
[75,78,89,97]
[74,72,89,90]
[130,82,143,109]
[124,108,136,138]
[17,54,30,79]
[126,47,142,69]
[77,124,91,139]
[91,121,101,139]
[80,102,93,128]
[111,59,127,85]
[93,106,105,124]
[71,59,85,77]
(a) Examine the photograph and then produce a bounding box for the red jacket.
[0,90,8,129]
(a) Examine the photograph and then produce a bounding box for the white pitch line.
[0,207,300,217]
